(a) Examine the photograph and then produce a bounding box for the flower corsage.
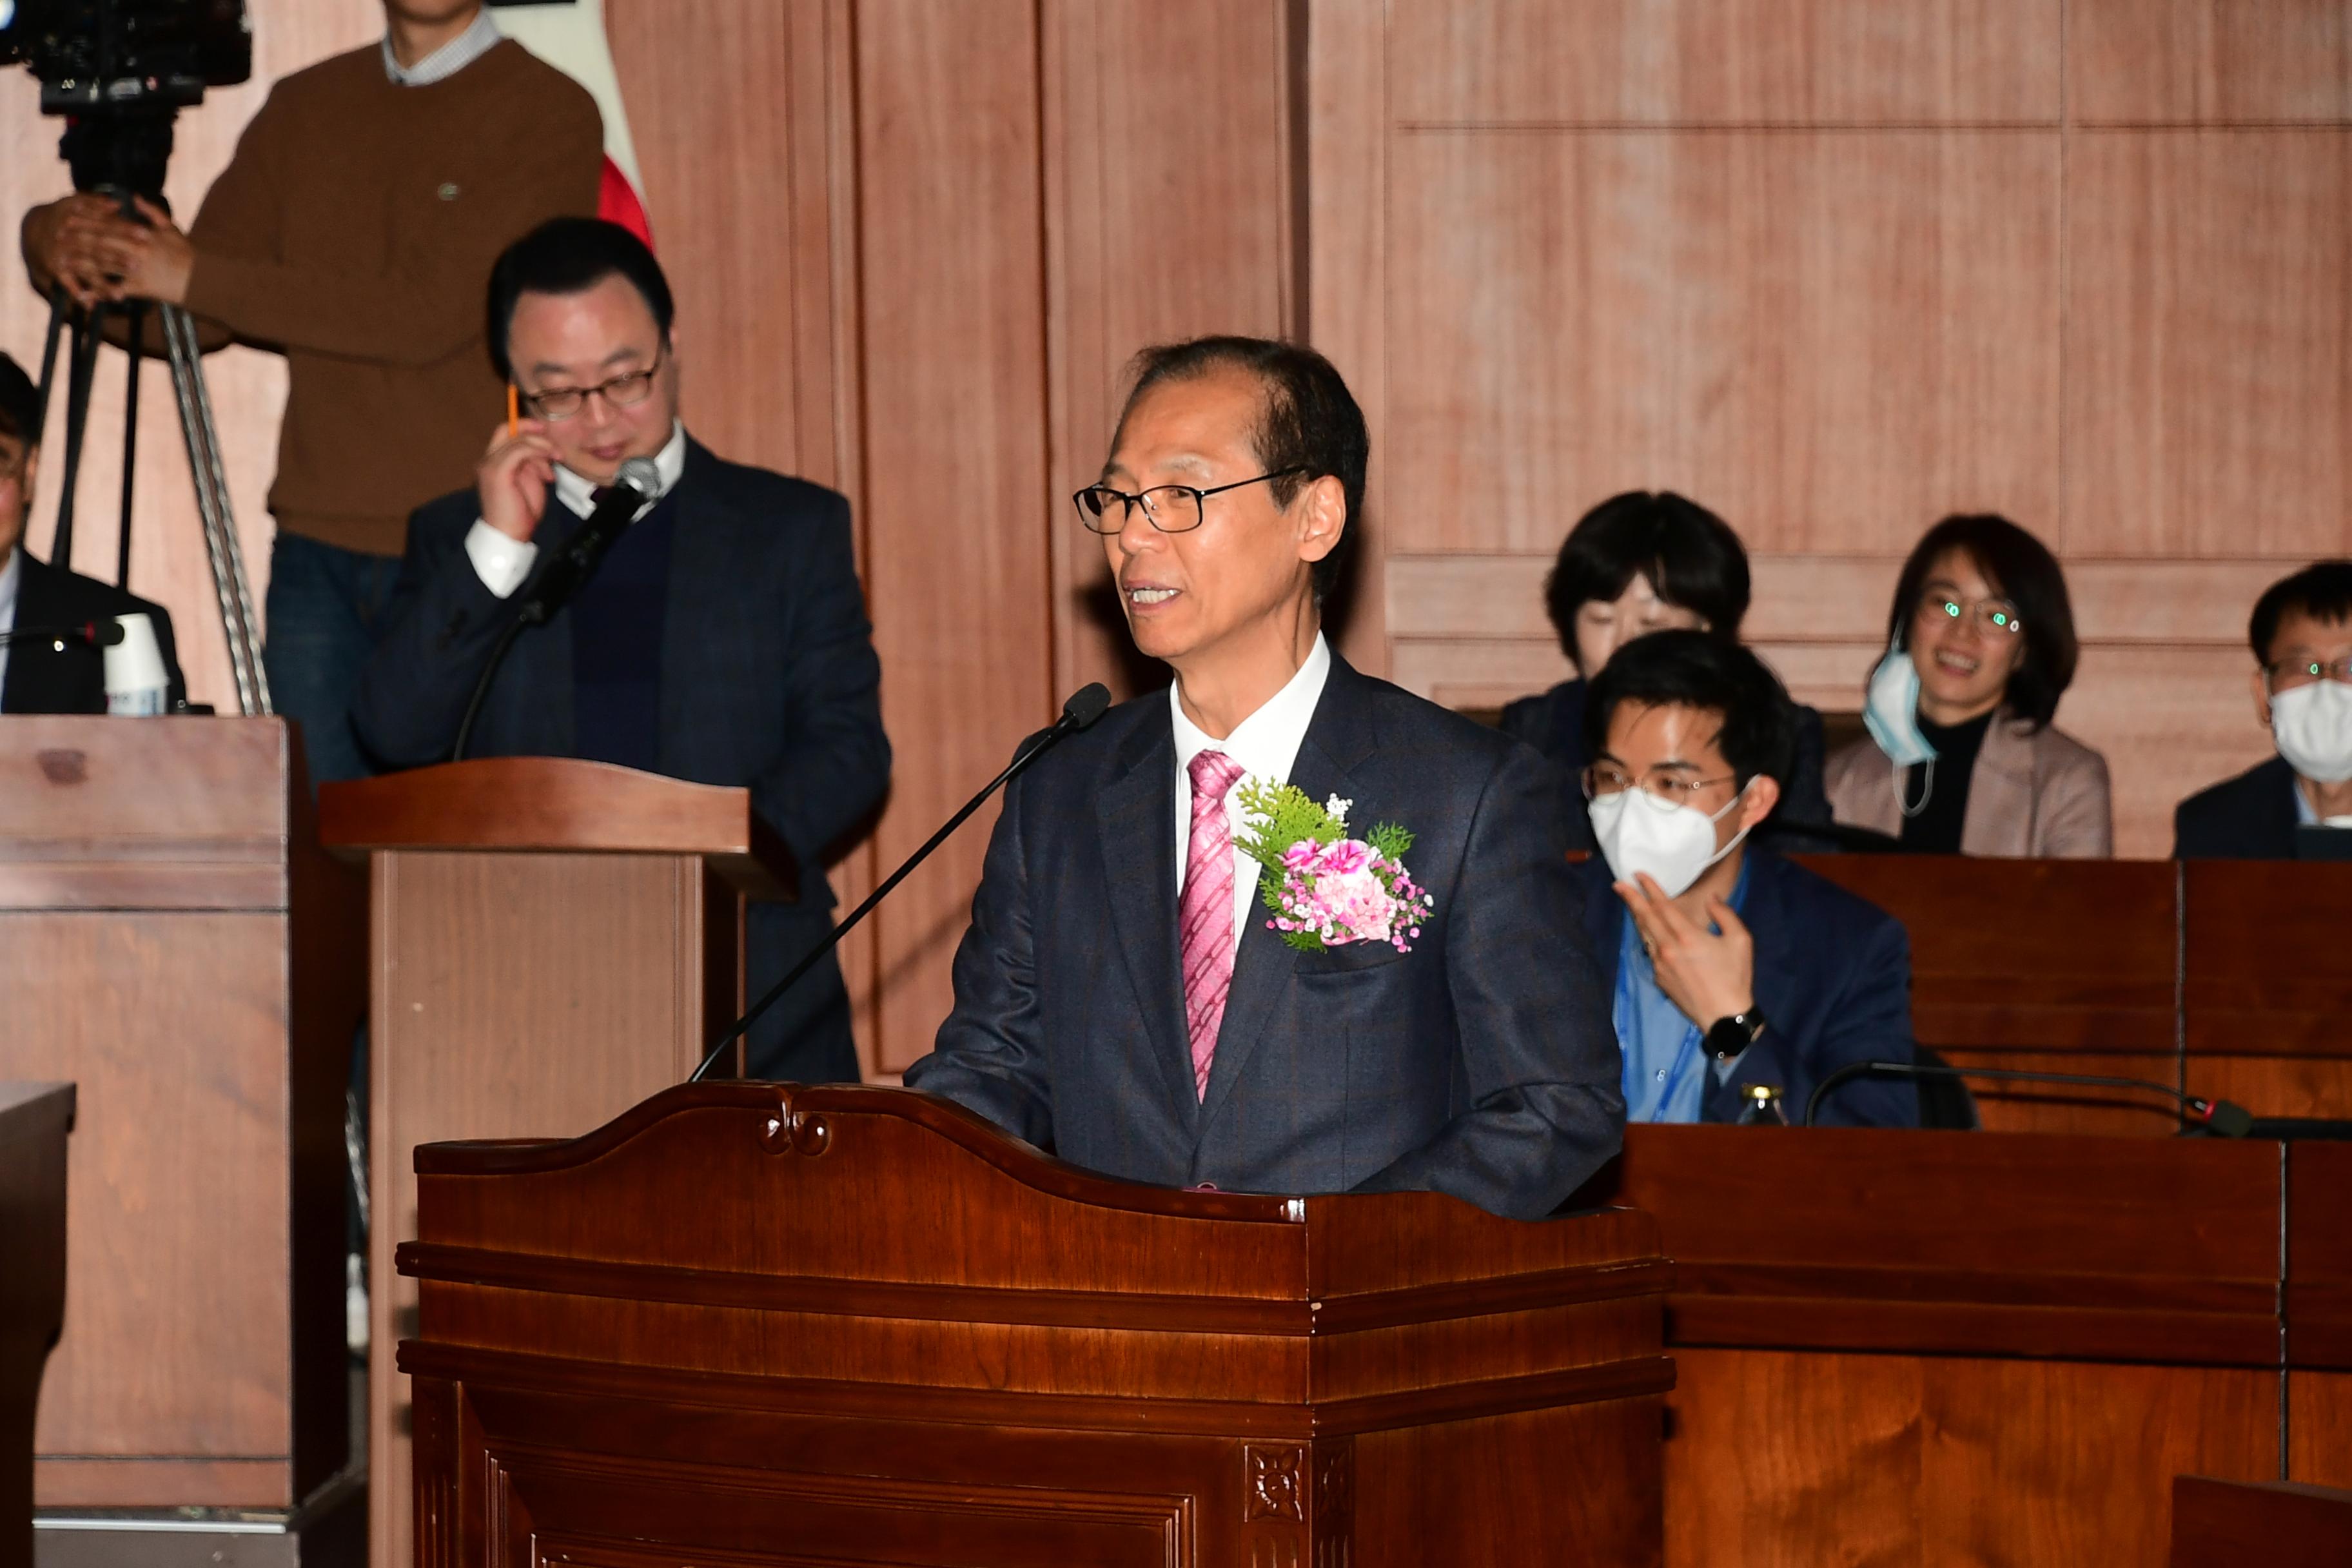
[1232,779,1434,954]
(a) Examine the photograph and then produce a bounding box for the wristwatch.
[1704,1008,1768,1063]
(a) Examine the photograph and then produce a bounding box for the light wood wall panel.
[1383,130,2062,555]
[2063,130,2352,559]
[856,0,1055,1073]
[605,0,881,1073]
[1042,0,1301,704]
[1387,0,2061,126]
[1306,0,1391,671]
[1317,0,2352,858]
[2070,0,2352,124]
[0,0,383,712]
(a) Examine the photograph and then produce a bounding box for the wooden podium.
[0,718,356,1537]
[318,759,796,1568]
[397,1083,1671,1566]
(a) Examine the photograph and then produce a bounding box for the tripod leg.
[34,287,69,430]
[162,305,265,716]
[118,302,144,588]
[168,306,271,714]
[51,300,106,569]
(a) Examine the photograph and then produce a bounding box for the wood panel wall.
[10,1,2343,1070]
[1317,0,2352,856]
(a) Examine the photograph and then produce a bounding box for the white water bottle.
[104,613,169,716]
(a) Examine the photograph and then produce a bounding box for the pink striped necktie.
[1179,749,1248,1101]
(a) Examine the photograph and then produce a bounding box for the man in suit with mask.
[353,219,888,1081]
[904,337,1622,1220]
[1571,630,1918,1127]
[0,353,186,714]
[2175,562,2352,859]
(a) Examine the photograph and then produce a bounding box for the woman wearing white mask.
[2175,562,2352,858]
[1826,514,2112,858]
[1569,631,1920,1127]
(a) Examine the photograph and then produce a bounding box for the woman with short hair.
[1826,514,2111,858]
[1500,490,1833,848]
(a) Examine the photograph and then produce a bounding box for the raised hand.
[1615,872,1755,1030]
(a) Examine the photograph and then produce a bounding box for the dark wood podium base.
[400,1083,1671,1567]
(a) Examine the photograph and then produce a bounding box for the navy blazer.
[1571,849,1919,1127]
[2174,756,2300,860]
[904,653,1626,1220]
[1500,676,1836,852]
[2,552,187,714]
[351,439,890,1081]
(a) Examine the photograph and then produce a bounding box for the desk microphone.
[1803,1059,2253,1136]
[451,456,661,761]
[689,681,1114,1083]
[0,620,125,648]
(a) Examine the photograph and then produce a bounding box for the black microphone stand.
[451,459,659,761]
[1803,1058,2253,1135]
[689,683,1112,1083]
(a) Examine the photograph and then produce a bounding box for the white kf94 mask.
[1587,780,1752,899]
[2272,678,2352,786]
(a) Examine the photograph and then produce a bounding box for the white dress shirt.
[464,421,689,599]
[1170,632,1333,957]
[0,547,20,698]
[380,8,503,86]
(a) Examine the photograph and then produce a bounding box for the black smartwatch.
[1703,1008,1768,1062]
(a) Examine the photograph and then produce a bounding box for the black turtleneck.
[1899,709,1996,854]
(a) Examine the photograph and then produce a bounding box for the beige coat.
[1825,712,2113,858]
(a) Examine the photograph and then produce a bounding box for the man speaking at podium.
[905,338,1622,1220]
[353,220,888,1082]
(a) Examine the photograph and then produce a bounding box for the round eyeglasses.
[1914,591,2023,636]
[1581,763,1740,807]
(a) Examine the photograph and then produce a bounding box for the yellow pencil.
[506,383,519,438]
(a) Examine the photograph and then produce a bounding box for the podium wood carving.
[399,1083,1671,1566]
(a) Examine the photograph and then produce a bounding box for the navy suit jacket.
[2,552,187,714]
[350,440,890,1081]
[2174,756,2300,860]
[903,653,1626,1220]
[1571,849,1920,1127]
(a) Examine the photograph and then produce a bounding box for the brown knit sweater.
[182,39,602,556]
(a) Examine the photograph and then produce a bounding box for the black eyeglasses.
[1073,467,1309,535]
[521,344,667,421]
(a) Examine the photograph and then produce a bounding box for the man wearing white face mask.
[2176,562,2352,859]
[1570,632,1921,1126]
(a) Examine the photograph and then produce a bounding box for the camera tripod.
[35,280,270,716]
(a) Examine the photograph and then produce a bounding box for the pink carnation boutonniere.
[1232,779,1435,954]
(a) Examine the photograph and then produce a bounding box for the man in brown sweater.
[21,0,602,784]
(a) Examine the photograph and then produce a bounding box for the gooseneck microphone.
[1803,1058,2254,1136]
[0,620,125,648]
[451,456,662,761]
[689,681,1114,1083]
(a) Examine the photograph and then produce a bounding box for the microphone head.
[614,456,662,499]
[1061,683,1112,730]
[2199,1099,2255,1139]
